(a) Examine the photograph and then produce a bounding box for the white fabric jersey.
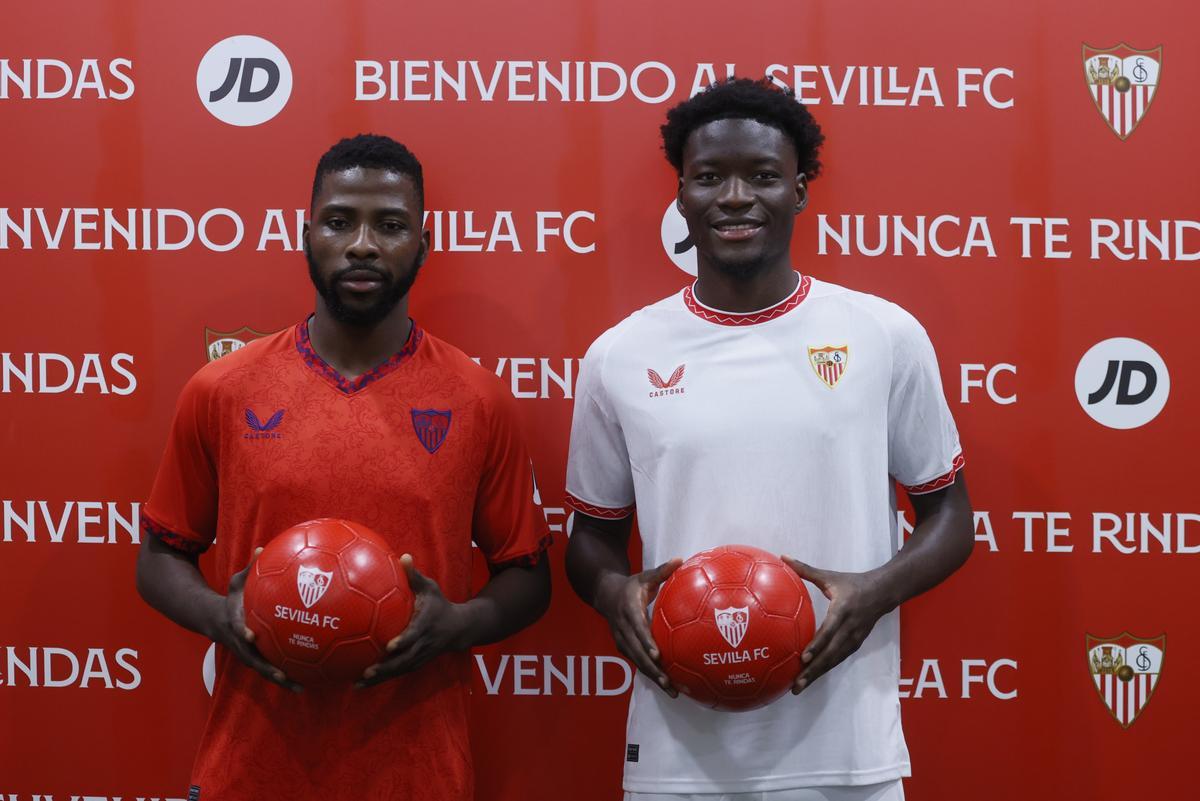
[566,274,962,795]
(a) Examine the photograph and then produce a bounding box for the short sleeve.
[564,334,636,519]
[472,388,552,571]
[886,311,964,495]
[142,372,220,554]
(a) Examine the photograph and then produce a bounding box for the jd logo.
[209,58,280,103]
[1087,361,1156,406]
[1075,338,1169,429]
[196,35,292,126]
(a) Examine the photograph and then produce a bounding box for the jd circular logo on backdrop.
[661,199,697,276]
[196,35,292,126]
[1074,338,1169,429]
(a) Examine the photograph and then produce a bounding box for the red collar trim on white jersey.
[683,273,811,326]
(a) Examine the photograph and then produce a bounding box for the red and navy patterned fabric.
[142,319,550,801]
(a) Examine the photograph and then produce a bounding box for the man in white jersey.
[564,78,974,801]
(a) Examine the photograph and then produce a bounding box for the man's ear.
[416,225,431,268]
[794,173,808,214]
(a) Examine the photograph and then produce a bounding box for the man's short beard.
[305,244,420,326]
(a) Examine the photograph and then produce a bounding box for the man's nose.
[717,177,754,209]
[345,224,378,259]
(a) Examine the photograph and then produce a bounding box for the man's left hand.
[782,557,891,694]
[357,554,470,688]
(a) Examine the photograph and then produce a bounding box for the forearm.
[565,515,634,612]
[453,559,550,649]
[135,536,224,640]
[871,476,974,612]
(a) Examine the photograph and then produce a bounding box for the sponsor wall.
[0,1,1193,798]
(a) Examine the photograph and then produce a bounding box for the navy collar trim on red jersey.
[683,272,811,326]
[294,318,423,394]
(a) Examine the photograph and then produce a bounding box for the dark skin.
[137,166,551,691]
[565,117,974,696]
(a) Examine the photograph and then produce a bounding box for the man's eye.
[381,221,406,233]
[326,218,348,230]
[756,172,780,181]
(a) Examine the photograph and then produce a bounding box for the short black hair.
[661,78,824,179]
[311,134,424,208]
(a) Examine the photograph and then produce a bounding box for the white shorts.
[624,779,904,801]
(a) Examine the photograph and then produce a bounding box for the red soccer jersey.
[143,319,550,801]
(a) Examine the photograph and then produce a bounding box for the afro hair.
[661,77,824,180]
[311,133,424,209]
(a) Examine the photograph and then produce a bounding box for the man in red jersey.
[136,134,552,801]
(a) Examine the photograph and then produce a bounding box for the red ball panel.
[340,541,405,600]
[748,562,804,618]
[253,528,308,576]
[301,518,357,552]
[651,544,814,712]
[322,637,385,683]
[699,551,753,586]
[242,519,413,686]
[655,564,712,628]
[336,520,393,550]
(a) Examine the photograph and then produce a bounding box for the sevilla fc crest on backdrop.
[205,326,275,362]
[1083,43,1162,140]
[808,346,849,389]
[1086,632,1165,728]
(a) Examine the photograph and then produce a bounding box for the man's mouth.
[712,220,765,241]
[336,268,386,293]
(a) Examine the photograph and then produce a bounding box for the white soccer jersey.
[566,273,963,795]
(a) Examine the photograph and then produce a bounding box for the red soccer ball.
[651,545,815,711]
[243,519,414,686]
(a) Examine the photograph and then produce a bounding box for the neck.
[692,262,798,313]
[307,299,412,381]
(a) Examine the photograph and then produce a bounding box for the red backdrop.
[1,1,1193,798]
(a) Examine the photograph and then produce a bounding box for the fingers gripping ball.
[243,519,413,686]
[651,545,814,711]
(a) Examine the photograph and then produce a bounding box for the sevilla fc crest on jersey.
[296,565,334,609]
[1083,43,1162,140]
[808,345,849,389]
[412,409,452,454]
[205,326,275,363]
[1086,632,1165,728]
[714,606,750,649]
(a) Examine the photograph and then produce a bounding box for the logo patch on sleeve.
[188,786,201,801]
[626,743,640,762]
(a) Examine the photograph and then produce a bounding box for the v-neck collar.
[294,317,423,394]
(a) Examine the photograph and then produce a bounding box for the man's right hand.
[593,559,681,697]
[210,547,302,693]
